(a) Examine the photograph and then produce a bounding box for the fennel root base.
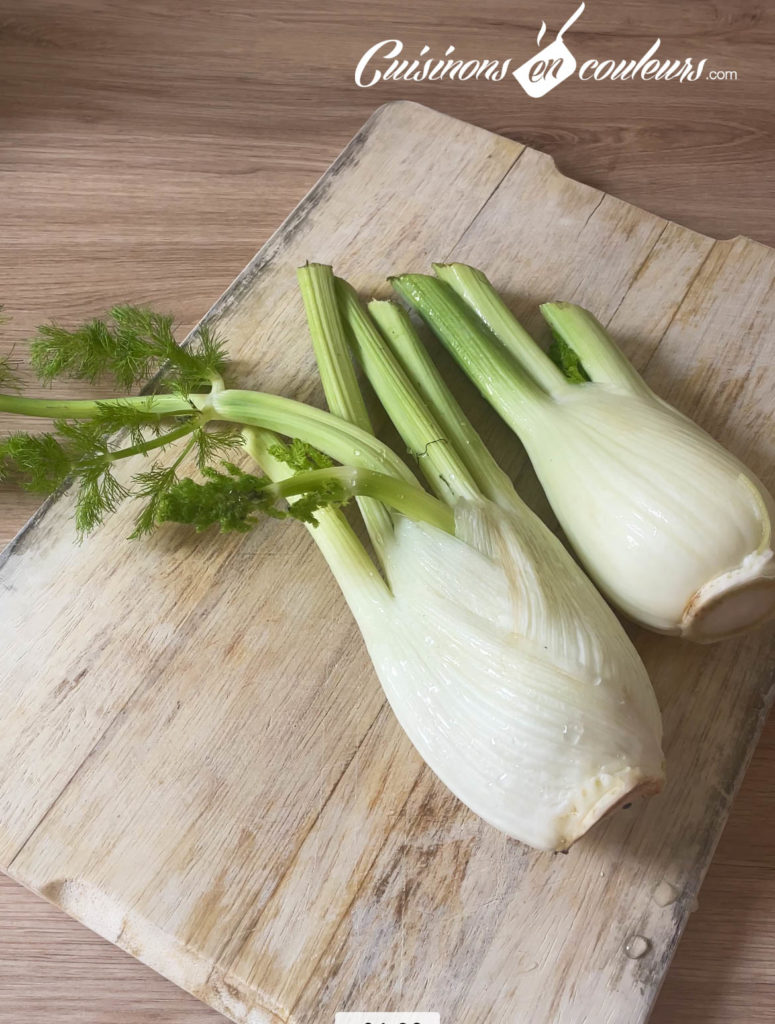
[559,770,665,852]
[682,552,775,643]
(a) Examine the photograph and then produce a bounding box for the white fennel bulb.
[341,500,664,852]
[394,265,775,642]
[525,381,775,640]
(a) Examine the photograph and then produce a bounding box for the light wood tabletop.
[1,2,773,1022]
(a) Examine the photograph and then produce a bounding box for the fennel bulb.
[319,271,663,850]
[393,265,775,642]
[350,501,663,851]
[515,378,775,640]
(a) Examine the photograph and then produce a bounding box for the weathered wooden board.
[1,101,773,1024]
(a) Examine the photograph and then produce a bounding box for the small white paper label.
[335,1015,439,1024]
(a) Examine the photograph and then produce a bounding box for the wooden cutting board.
[1,100,773,1024]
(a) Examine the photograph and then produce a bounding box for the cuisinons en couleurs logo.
[354,3,737,96]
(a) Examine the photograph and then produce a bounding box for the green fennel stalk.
[365,299,520,511]
[388,272,550,438]
[296,263,394,563]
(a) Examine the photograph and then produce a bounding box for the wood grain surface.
[0,3,773,1022]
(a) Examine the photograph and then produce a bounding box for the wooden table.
[0,2,772,1021]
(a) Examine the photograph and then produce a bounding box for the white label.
[335,1015,439,1024]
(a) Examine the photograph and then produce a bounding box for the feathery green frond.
[0,432,72,492]
[48,418,128,535]
[53,417,112,464]
[1,299,447,544]
[128,465,180,539]
[29,306,228,393]
[184,323,229,389]
[73,462,130,536]
[124,425,242,536]
[192,424,244,474]
[0,307,21,390]
[267,437,334,473]
[92,399,170,445]
[0,358,20,391]
[155,462,348,533]
[31,316,124,385]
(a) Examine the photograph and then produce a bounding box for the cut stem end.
[556,768,665,852]
[681,550,775,643]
